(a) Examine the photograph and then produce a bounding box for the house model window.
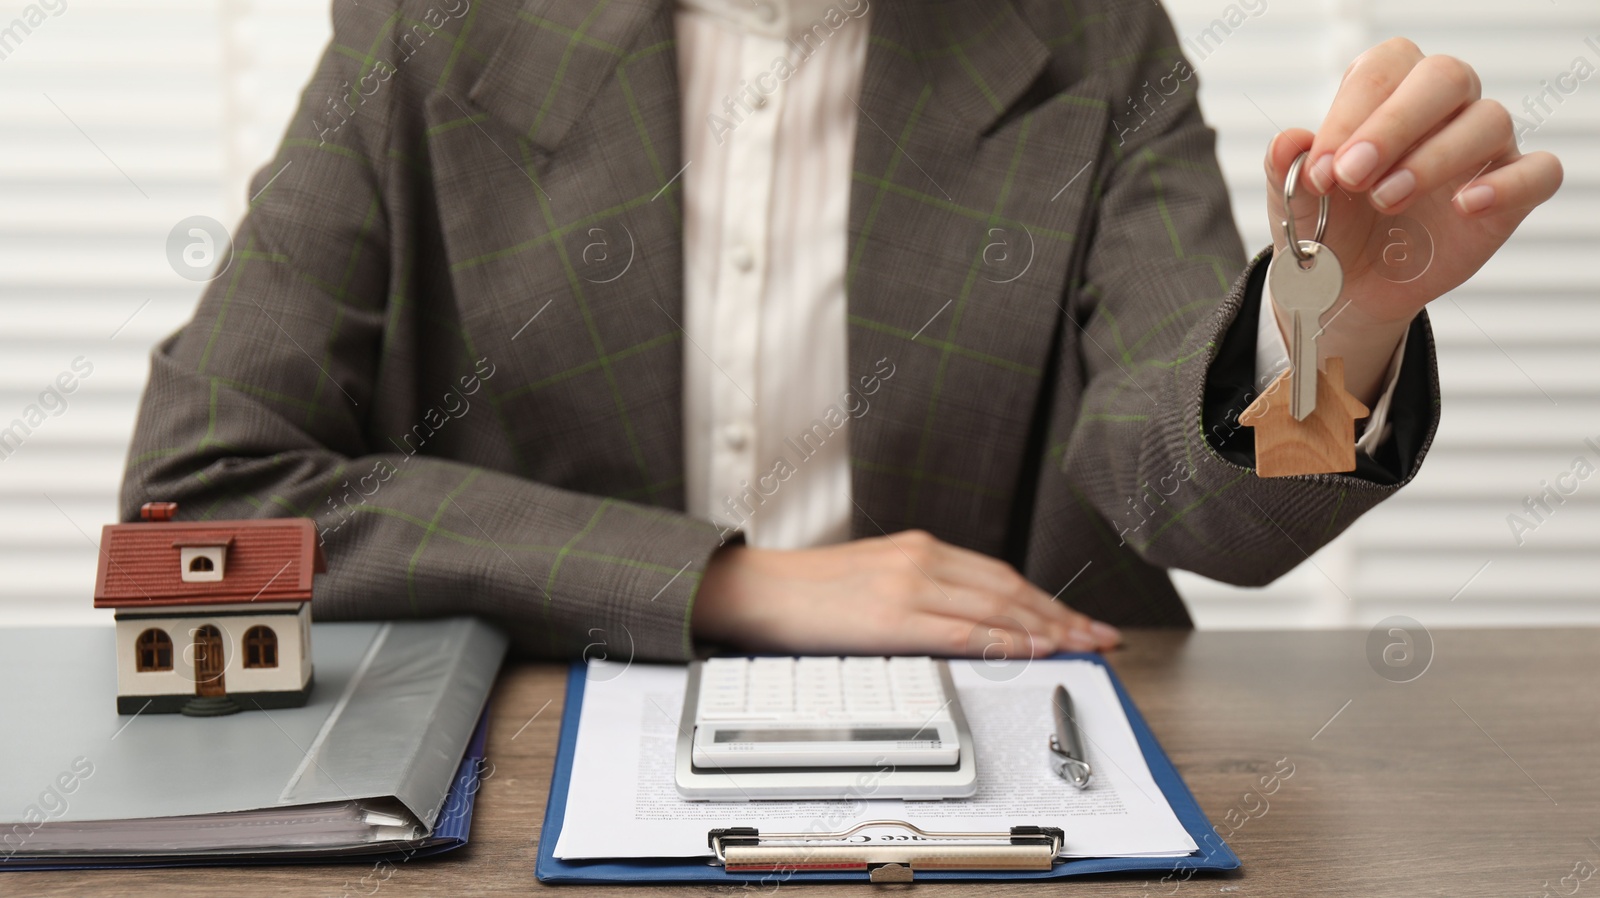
[136,628,173,671]
[175,540,231,583]
[244,626,279,668]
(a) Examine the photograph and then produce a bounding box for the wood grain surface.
[9,628,1597,897]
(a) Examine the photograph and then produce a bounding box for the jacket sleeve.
[120,1,724,661]
[1055,6,1441,586]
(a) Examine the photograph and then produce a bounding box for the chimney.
[140,502,178,522]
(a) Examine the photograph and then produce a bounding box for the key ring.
[1281,151,1329,265]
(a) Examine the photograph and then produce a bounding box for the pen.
[1048,684,1092,788]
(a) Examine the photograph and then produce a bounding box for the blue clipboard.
[535,655,1240,883]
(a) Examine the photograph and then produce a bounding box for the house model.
[93,502,325,717]
[1238,357,1370,478]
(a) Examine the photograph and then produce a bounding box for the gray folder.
[0,617,507,856]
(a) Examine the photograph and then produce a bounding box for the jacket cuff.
[1202,247,1439,486]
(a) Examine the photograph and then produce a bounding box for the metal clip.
[1049,734,1093,788]
[708,820,1065,877]
[869,863,915,883]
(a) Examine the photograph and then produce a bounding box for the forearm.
[124,352,725,662]
[1068,248,1441,586]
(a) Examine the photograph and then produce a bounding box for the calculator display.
[713,727,938,744]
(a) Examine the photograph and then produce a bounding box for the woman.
[123,0,1559,660]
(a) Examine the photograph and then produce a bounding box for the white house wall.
[113,605,311,698]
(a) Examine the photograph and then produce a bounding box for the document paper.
[551,658,1199,860]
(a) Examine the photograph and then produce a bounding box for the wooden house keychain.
[1239,151,1370,477]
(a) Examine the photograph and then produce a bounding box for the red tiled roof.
[93,518,325,608]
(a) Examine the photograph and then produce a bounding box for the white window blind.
[0,0,330,625]
[0,0,1593,628]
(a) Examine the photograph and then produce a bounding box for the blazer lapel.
[874,0,1052,135]
[466,0,670,158]
[846,0,1107,549]
[427,0,690,507]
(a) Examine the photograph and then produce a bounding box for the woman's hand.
[1264,38,1563,405]
[690,530,1120,656]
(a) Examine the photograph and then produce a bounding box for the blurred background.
[0,0,1594,629]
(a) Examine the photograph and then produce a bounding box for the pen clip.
[1048,735,1092,789]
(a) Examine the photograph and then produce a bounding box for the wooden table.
[12,629,1598,897]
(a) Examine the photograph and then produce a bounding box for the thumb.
[1264,128,1322,250]
[1265,128,1319,192]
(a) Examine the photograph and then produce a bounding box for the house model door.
[192,625,226,697]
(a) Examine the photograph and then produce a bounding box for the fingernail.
[1090,621,1122,645]
[1334,141,1379,187]
[1308,154,1336,194]
[1370,169,1416,210]
[1456,183,1495,214]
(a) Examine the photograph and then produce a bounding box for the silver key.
[1268,240,1342,420]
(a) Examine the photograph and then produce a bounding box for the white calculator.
[674,656,978,801]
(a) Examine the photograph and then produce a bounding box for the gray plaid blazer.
[123,0,1441,659]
